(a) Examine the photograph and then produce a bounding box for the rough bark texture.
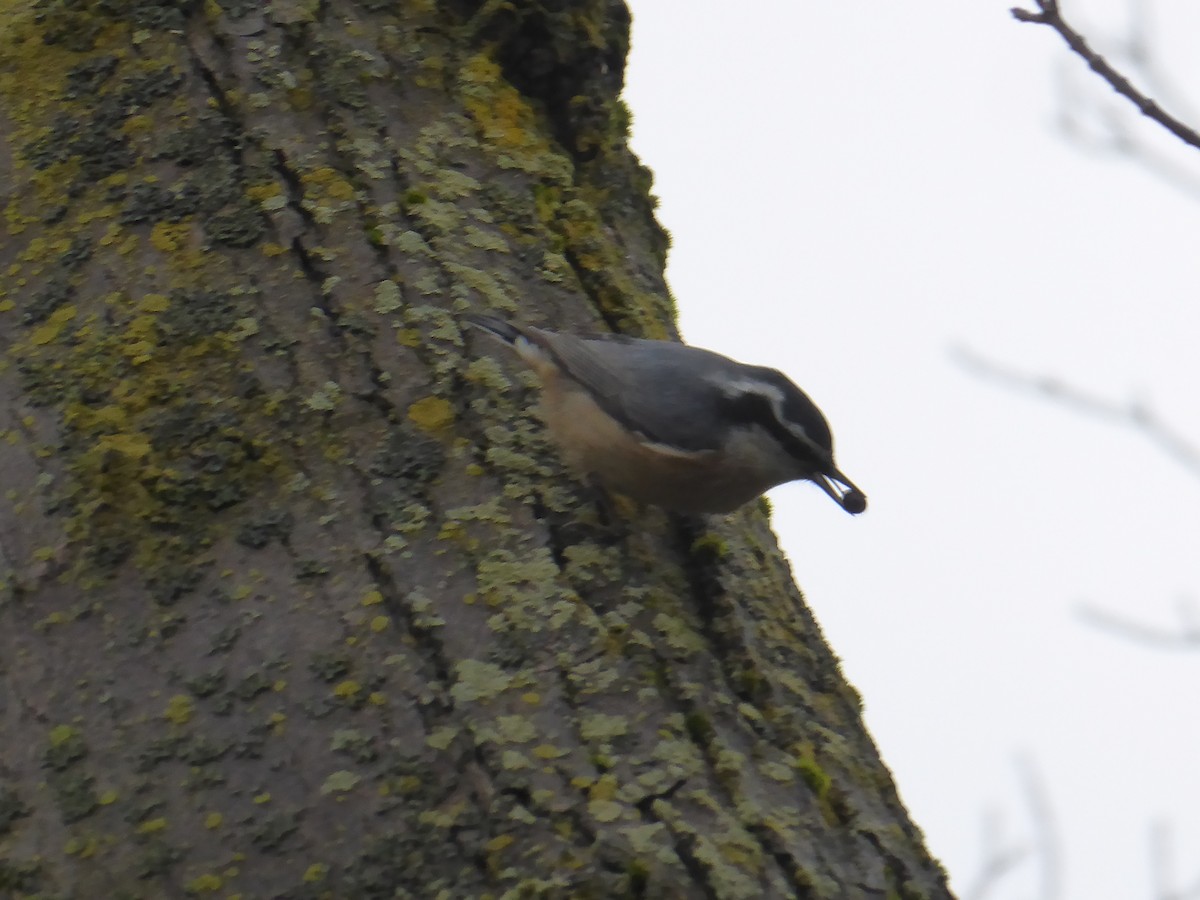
[0,1,953,898]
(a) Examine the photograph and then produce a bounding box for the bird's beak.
[813,468,867,515]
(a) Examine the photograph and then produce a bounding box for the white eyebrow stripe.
[711,376,785,405]
[710,376,814,441]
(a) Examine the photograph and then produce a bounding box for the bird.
[464,314,866,515]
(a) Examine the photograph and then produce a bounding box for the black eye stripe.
[718,389,825,463]
[714,371,834,462]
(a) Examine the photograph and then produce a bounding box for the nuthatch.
[465,315,866,515]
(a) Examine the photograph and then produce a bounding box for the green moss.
[296,559,331,579]
[0,10,300,599]
[0,787,32,837]
[235,509,294,549]
[0,858,43,893]
[331,728,378,763]
[13,286,285,583]
[684,712,714,748]
[690,531,729,559]
[44,724,88,770]
[136,839,181,879]
[50,769,99,823]
[309,651,352,683]
[178,736,231,766]
[231,670,272,701]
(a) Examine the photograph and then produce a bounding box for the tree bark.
[0,1,952,897]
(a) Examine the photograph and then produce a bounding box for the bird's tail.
[463,314,522,345]
[463,314,562,381]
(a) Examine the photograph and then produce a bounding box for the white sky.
[624,2,1200,898]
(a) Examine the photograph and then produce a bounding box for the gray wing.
[534,330,739,453]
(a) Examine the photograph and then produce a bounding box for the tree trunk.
[0,1,952,897]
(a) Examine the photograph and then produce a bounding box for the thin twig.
[962,810,1029,900]
[1011,0,1200,151]
[1078,599,1200,651]
[1151,818,1200,900]
[1016,756,1063,900]
[953,346,1200,480]
[1045,2,1200,200]
[964,759,1063,900]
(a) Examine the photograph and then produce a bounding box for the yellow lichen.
[485,834,514,853]
[148,221,192,253]
[136,817,167,835]
[185,873,223,893]
[49,724,78,746]
[407,396,455,432]
[163,694,194,725]
[29,305,77,345]
[302,863,328,883]
[332,680,361,699]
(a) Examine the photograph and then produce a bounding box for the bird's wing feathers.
[535,330,726,454]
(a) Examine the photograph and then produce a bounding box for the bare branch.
[1120,0,1199,125]
[1011,0,1200,151]
[953,346,1200,480]
[1046,2,1200,200]
[1151,818,1200,900]
[962,810,1030,900]
[964,758,1064,900]
[1078,598,1200,651]
[1016,756,1063,900]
